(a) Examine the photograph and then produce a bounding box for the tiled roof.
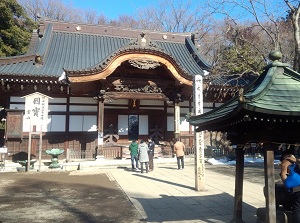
[0,19,211,79]
[189,52,300,131]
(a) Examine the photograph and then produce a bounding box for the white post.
[27,125,32,172]
[193,74,205,191]
[174,103,180,139]
[38,125,42,171]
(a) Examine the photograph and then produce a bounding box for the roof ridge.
[39,18,189,43]
[40,18,191,36]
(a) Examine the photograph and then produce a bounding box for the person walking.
[148,138,155,171]
[174,138,185,170]
[129,139,139,171]
[138,139,149,173]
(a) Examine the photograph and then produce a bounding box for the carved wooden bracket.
[128,59,160,69]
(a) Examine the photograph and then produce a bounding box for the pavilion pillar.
[231,147,245,223]
[97,100,104,159]
[174,103,180,139]
[264,143,276,223]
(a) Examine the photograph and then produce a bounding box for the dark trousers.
[177,156,184,169]
[293,191,300,222]
[140,162,148,173]
[149,153,154,171]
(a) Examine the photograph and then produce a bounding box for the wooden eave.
[66,49,193,86]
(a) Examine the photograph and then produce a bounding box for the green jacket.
[129,142,138,157]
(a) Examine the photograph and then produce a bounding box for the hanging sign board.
[23,92,52,127]
[0,147,7,153]
[5,110,23,139]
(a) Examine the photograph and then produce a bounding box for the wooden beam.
[264,144,276,223]
[231,147,245,223]
[105,92,168,100]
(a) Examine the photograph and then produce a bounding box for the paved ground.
[0,170,141,223]
[0,158,282,223]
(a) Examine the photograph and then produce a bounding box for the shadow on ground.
[0,171,141,223]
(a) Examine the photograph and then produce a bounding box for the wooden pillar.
[194,131,205,191]
[174,103,180,139]
[193,74,205,191]
[231,147,245,223]
[97,100,104,158]
[264,143,276,223]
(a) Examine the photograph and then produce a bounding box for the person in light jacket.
[138,139,149,173]
[174,138,185,170]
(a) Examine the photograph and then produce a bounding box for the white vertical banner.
[194,75,203,116]
[193,74,205,191]
[174,104,180,134]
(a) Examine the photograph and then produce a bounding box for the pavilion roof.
[189,51,300,136]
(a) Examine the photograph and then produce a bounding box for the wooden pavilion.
[189,50,300,222]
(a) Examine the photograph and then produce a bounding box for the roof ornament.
[238,88,245,103]
[34,55,43,65]
[140,32,147,46]
[267,50,290,68]
[75,26,82,31]
[58,71,70,85]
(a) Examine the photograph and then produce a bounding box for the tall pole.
[193,74,205,191]
[174,103,180,139]
[38,125,42,171]
[27,125,32,172]
[97,100,104,158]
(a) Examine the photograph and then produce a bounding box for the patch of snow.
[206,156,282,165]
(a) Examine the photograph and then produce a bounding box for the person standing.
[129,139,139,171]
[148,138,155,171]
[138,139,149,173]
[174,138,185,170]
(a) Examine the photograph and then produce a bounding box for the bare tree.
[285,0,300,72]
[109,15,139,29]
[18,0,73,21]
[207,0,299,72]
[17,0,110,24]
[135,0,212,33]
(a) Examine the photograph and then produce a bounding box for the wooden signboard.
[23,92,51,171]
[5,110,23,140]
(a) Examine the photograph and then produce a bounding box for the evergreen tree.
[0,0,36,57]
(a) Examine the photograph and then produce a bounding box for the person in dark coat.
[138,139,149,173]
[148,138,155,171]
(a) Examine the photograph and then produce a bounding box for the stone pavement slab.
[107,162,266,223]
[1,157,267,222]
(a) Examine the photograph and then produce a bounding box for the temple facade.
[0,19,232,160]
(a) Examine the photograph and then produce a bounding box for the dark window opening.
[128,115,138,140]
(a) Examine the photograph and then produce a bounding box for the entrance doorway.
[128,115,138,140]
